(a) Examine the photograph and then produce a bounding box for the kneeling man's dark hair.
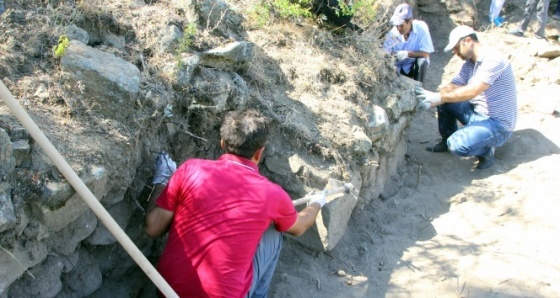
[220,109,269,159]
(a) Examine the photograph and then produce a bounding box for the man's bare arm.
[145,184,174,238]
[285,203,322,237]
[408,50,429,58]
[440,81,490,103]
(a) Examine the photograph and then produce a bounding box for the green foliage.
[177,22,197,54]
[176,22,197,68]
[332,0,379,21]
[351,0,379,25]
[248,3,271,28]
[53,35,70,58]
[335,0,353,17]
[247,0,379,30]
[272,0,312,18]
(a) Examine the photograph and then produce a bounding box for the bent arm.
[440,81,490,103]
[145,184,174,238]
[407,50,429,58]
[285,203,321,237]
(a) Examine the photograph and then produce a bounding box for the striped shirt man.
[451,50,518,131]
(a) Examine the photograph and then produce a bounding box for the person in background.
[553,0,560,20]
[416,26,518,170]
[489,0,506,26]
[145,109,327,297]
[508,0,550,39]
[383,3,434,85]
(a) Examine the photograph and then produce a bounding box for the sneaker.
[426,140,448,153]
[492,17,504,27]
[534,34,547,40]
[508,28,524,37]
[476,147,495,169]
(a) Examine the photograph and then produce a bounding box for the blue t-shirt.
[383,19,434,73]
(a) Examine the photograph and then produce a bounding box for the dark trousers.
[518,0,549,36]
[400,57,428,85]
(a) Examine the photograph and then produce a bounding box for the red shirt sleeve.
[269,185,298,232]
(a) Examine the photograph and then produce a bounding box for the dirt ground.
[269,1,560,297]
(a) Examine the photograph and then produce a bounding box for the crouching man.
[145,109,326,297]
[383,3,434,85]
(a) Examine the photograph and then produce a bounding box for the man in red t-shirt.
[145,110,326,297]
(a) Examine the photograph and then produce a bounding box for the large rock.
[60,40,140,119]
[382,76,419,121]
[7,255,64,298]
[536,45,560,59]
[65,24,89,45]
[367,104,390,143]
[11,139,30,167]
[35,165,108,233]
[294,176,362,251]
[0,128,14,181]
[59,249,102,297]
[190,68,249,112]
[163,54,200,88]
[0,129,15,233]
[0,182,15,233]
[197,0,244,39]
[46,210,97,256]
[86,200,132,246]
[0,238,48,295]
[200,41,254,71]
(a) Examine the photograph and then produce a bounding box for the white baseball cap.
[390,4,413,26]
[444,25,476,52]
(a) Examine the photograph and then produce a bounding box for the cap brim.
[443,38,459,52]
[443,43,455,52]
[390,16,404,26]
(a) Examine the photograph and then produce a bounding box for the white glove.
[152,151,177,185]
[307,190,327,208]
[415,87,442,110]
[395,50,408,61]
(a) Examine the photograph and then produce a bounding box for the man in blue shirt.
[383,3,434,85]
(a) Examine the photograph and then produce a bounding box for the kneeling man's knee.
[447,137,469,157]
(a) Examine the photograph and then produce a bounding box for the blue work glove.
[152,151,177,185]
[395,50,408,61]
[415,86,442,110]
[307,190,327,208]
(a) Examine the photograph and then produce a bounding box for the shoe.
[426,140,448,153]
[476,147,495,169]
[492,17,504,27]
[508,28,524,37]
[534,34,547,40]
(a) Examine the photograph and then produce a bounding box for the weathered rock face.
[60,40,141,119]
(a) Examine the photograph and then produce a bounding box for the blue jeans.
[247,225,283,298]
[437,102,512,157]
